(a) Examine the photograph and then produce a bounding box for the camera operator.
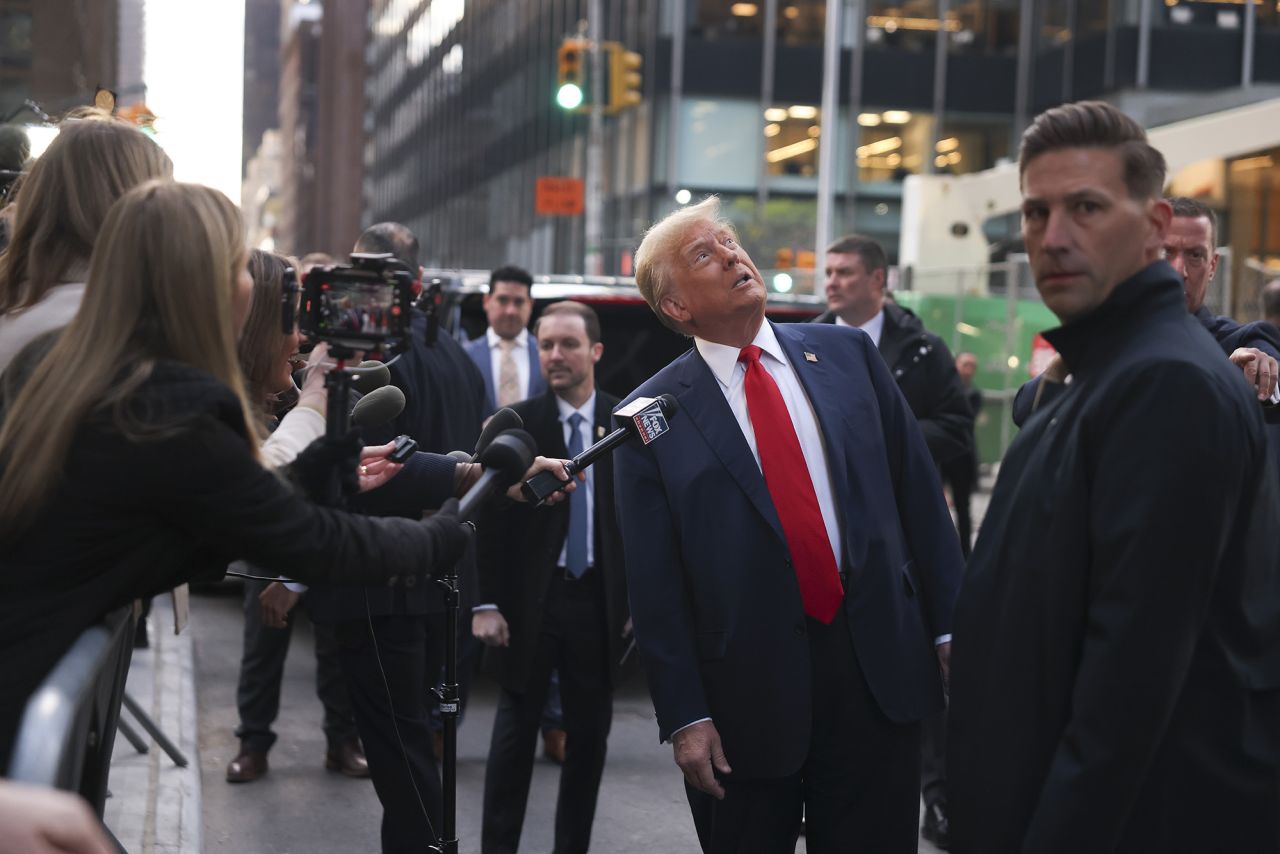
[293,222,485,853]
[0,181,471,771]
[0,116,172,371]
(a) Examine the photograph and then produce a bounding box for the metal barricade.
[7,605,136,816]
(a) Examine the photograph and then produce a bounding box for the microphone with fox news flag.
[520,393,680,504]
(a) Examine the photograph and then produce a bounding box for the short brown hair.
[825,234,887,275]
[1167,196,1218,247]
[1019,101,1166,201]
[535,299,601,345]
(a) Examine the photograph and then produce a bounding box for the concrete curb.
[104,596,203,853]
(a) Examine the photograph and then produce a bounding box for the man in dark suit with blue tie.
[614,197,963,853]
[464,265,547,414]
[473,301,629,854]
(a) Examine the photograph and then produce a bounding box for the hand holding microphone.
[521,394,680,504]
[453,408,579,505]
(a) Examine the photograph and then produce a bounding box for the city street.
[192,582,947,853]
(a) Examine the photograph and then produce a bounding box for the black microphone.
[350,385,406,428]
[458,429,538,520]
[471,407,524,463]
[521,394,680,503]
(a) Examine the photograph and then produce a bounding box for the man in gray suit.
[464,265,546,414]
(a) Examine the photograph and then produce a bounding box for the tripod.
[323,347,464,853]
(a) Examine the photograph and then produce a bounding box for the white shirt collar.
[487,326,528,349]
[556,390,596,425]
[834,307,885,348]
[694,321,788,391]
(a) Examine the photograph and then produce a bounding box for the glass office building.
[366,0,1280,281]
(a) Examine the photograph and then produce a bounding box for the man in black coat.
[813,234,973,469]
[473,301,630,854]
[1012,196,1279,426]
[304,222,486,853]
[814,233,973,846]
[949,100,1280,854]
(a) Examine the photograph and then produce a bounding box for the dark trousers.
[686,607,922,854]
[234,578,355,753]
[942,452,978,559]
[481,571,613,854]
[335,612,442,854]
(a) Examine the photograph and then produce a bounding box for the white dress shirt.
[556,393,596,568]
[473,391,597,613]
[834,307,884,348]
[693,322,843,565]
[488,326,531,400]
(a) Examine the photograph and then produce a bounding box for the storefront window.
[948,0,1021,55]
[855,109,934,182]
[935,118,1012,174]
[690,0,765,40]
[764,103,821,180]
[676,98,760,191]
[778,1,826,46]
[865,1,941,54]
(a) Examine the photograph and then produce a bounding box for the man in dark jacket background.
[814,233,973,846]
[949,100,1280,854]
[813,235,973,469]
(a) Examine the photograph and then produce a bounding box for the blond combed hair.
[634,196,733,333]
[0,180,260,538]
[0,118,173,314]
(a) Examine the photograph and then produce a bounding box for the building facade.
[359,1,1280,300]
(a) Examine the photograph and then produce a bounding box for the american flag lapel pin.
[804,351,819,363]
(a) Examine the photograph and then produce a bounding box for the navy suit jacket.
[614,321,963,779]
[463,332,547,414]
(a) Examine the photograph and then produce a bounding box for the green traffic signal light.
[557,83,584,110]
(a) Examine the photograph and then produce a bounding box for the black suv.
[430,271,825,399]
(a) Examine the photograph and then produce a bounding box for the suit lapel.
[675,351,786,546]
[471,337,497,411]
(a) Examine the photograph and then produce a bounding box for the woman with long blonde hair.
[0,181,467,768]
[0,116,173,369]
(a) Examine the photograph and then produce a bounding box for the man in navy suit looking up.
[614,196,963,853]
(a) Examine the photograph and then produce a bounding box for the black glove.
[421,497,471,572]
[283,431,362,506]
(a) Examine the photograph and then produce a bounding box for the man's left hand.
[259,582,300,629]
[1230,347,1278,401]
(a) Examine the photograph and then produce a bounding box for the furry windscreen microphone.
[350,360,391,394]
[350,385,406,428]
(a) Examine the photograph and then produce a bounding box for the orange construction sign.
[536,177,584,216]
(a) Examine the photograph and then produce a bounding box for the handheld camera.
[284,253,415,355]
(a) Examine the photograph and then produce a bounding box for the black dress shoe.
[325,738,370,778]
[921,801,950,849]
[226,748,269,783]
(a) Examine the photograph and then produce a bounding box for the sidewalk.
[104,595,203,854]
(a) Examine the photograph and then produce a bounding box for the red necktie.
[738,345,844,623]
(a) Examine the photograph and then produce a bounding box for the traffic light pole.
[584,0,605,276]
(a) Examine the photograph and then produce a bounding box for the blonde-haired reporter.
[0,117,173,370]
[0,181,468,769]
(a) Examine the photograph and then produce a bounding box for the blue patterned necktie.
[565,412,588,578]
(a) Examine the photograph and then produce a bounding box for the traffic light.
[556,38,586,110]
[606,43,643,113]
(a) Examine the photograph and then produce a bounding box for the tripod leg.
[115,716,148,755]
[121,693,189,767]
